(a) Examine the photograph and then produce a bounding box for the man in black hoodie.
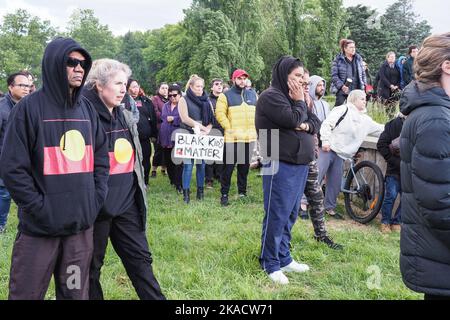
[0,37,110,300]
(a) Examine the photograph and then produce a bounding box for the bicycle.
[341,151,385,224]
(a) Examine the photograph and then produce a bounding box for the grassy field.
[0,169,420,300]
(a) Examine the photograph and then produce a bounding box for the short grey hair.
[86,58,132,88]
[347,89,366,105]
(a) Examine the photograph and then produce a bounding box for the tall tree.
[66,9,118,60]
[0,9,56,90]
[116,31,151,92]
[381,0,431,55]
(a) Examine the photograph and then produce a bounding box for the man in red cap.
[215,69,257,206]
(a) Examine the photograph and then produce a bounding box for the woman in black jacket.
[377,52,401,117]
[83,59,165,300]
[399,33,450,300]
[255,56,319,285]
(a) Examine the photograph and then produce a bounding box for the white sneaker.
[281,260,310,273]
[268,270,289,285]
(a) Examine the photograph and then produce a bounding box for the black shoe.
[183,189,190,204]
[197,187,204,200]
[220,194,229,207]
[151,171,157,178]
[238,192,247,199]
[315,235,343,250]
[176,186,183,194]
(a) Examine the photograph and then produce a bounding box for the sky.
[0,0,447,36]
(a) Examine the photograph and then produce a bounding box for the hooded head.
[308,75,327,101]
[41,37,92,107]
[270,55,304,104]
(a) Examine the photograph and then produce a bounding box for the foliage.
[0,9,56,89]
[66,9,119,61]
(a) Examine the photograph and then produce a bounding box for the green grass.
[0,170,420,300]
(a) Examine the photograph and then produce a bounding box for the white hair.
[347,89,366,105]
[86,58,132,88]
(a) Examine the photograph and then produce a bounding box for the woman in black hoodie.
[83,59,165,300]
[255,56,319,285]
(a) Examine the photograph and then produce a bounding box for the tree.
[66,9,118,60]
[183,7,241,84]
[381,0,431,55]
[0,9,56,90]
[116,31,151,92]
[346,5,391,76]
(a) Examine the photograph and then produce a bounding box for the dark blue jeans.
[0,186,11,228]
[381,175,401,225]
[182,159,206,190]
[259,161,309,274]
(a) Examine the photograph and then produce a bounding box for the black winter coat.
[376,116,404,178]
[378,61,401,100]
[399,81,450,296]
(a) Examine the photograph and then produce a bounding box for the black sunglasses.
[67,57,88,69]
[168,93,179,98]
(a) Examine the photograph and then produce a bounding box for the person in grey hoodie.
[309,75,330,123]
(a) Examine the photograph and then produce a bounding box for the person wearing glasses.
[0,37,110,299]
[160,84,183,193]
[0,72,31,234]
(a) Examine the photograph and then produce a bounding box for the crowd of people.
[0,32,449,300]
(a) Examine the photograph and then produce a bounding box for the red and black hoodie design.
[0,37,110,237]
[83,87,137,219]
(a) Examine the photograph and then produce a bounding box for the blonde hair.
[347,89,366,105]
[415,33,450,90]
[185,74,204,91]
[86,59,132,89]
[386,51,396,60]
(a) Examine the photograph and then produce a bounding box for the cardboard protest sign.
[174,133,224,161]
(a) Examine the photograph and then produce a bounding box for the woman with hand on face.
[178,74,214,204]
[255,56,319,285]
[83,59,165,300]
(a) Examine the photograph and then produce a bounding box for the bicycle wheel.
[344,161,385,224]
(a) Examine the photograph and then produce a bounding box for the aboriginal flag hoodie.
[0,37,110,237]
[83,87,138,219]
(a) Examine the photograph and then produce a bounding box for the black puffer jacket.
[399,81,450,296]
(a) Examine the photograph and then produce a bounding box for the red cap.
[231,69,249,80]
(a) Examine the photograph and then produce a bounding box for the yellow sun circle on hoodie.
[114,138,133,164]
[60,130,86,161]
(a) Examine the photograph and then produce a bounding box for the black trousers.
[89,202,165,300]
[220,142,252,195]
[140,139,152,185]
[163,147,182,188]
[9,227,93,300]
[335,90,348,106]
[205,163,223,183]
[152,141,165,168]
